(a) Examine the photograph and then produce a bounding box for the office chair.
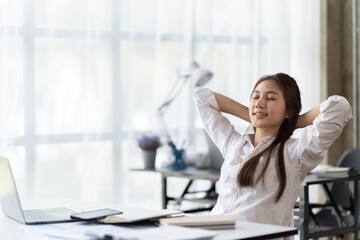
[309,148,360,229]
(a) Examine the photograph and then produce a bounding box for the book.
[159,214,236,230]
[98,206,182,223]
[322,166,352,173]
[311,165,357,178]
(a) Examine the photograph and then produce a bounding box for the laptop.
[0,157,77,224]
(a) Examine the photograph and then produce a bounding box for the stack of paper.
[116,226,217,240]
[312,166,357,178]
[159,214,236,230]
[17,222,217,240]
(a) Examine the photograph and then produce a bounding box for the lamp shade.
[192,68,213,87]
[188,61,213,87]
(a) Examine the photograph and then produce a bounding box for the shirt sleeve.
[193,88,241,158]
[288,95,353,174]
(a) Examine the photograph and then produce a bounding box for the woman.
[193,73,352,229]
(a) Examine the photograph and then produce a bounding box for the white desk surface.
[0,198,297,240]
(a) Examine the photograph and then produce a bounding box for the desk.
[134,168,360,239]
[299,174,360,240]
[131,167,220,212]
[0,198,297,240]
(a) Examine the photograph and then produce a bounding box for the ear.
[285,111,290,119]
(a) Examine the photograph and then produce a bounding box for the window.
[0,0,320,208]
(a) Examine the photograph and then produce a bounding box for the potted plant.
[137,134,161,169]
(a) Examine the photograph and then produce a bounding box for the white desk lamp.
[157,61,213,170]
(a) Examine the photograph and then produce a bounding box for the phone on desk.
[70,209,122,221]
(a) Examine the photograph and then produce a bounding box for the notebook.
[99,208,183,223]
[0,157,77,224]
[159,214,236,230]
[310,164,358,178]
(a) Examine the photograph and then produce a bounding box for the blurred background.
[0,0,357,209]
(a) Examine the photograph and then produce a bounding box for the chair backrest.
[331,148,360,209]
[337,148,360,169]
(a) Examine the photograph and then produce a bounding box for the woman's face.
[249,80,288,133]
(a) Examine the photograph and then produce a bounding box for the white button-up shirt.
[193,88,353,229]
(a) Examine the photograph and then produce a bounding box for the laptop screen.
[0,157,26,224]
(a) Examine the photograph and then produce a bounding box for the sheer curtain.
[0,0,320,208]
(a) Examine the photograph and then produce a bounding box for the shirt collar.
[244,134,276,148]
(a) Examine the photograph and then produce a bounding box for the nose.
[256,97,266,108]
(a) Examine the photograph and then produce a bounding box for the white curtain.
[0,0,320,208]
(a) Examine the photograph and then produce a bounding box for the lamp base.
[170,144,186,171]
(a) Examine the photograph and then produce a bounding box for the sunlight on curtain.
[0,0,320,209]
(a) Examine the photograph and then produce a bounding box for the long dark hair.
[236,73,302,202]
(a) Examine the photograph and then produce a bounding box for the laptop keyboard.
[24,209,59,222]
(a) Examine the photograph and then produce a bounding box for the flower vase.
[142,149,157,169]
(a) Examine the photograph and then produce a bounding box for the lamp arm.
[157,75,190,145]
[157,111,174,144]
[158,76,188,114]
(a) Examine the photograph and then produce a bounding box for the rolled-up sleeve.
[289,96,353,174]
[193,88,241,158]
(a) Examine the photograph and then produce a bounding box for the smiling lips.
[253,112,268,118]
